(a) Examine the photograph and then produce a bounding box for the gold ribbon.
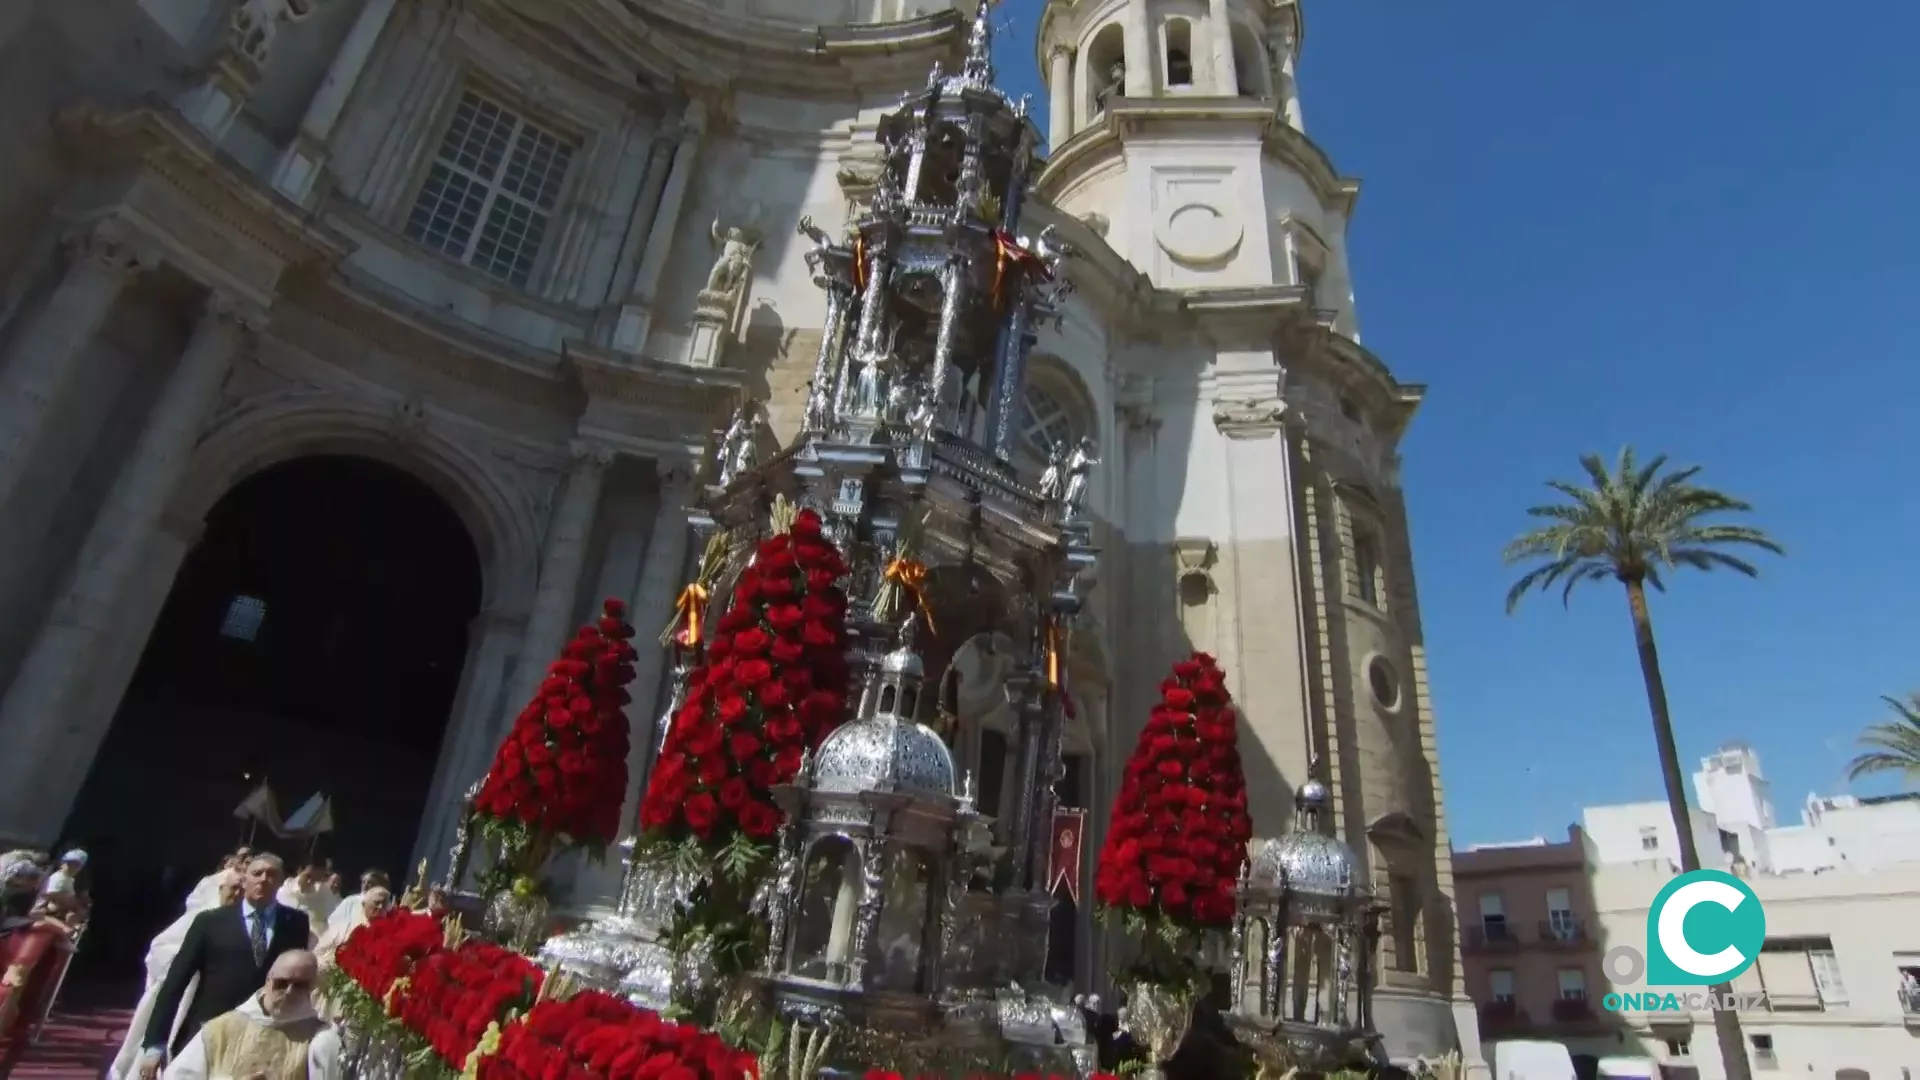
[882,557,936,636]
[1045,621,1064,688]
[659,583,710,648]
[852,235,867,291]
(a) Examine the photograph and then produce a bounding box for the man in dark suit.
[138,853,310,1078]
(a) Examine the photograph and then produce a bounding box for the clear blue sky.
[991,0,1920,845]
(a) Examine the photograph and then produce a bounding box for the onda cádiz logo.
[1601,869,1770,1013]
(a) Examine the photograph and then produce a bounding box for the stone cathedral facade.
[0,0,1480,1062]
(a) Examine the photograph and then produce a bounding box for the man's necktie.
[250,909,268,966]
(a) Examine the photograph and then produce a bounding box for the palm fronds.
[1844,692,1920,785]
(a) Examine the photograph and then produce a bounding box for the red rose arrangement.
[639,509,851,847]
[395,940,543,1069]
[1094,652,1252,929]
[863,1074,1120,1080]
[476,990,755,1080]
[332,909,445,1007]
[473,598,639,855]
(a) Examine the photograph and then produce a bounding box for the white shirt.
[239,899,277,945]
[162,995,341,1080]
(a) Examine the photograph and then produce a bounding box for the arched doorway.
[62,455,482,969]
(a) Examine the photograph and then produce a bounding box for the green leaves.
[1844,692,1920,785]
[1504,446,1783,612]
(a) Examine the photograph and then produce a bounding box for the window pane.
[1557,968,1586,998]
[1478,893,1504,916]
[1488,969,1515,999]
[219,595,267,641]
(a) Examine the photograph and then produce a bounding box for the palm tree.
[1503,447,1781,1080]
[1844,693,1920,785]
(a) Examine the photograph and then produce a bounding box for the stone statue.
[705,219,762,298]
[1094,60,1125,111]
[1038,441,1068,501]
[231,0,313,66]
[714,401,759,486]
[1061,437,1099,519]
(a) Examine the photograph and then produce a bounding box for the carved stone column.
[272,0,399,203]
[1047,46,1074,149]
[624,460,696,792]
[503,442,612,712]
[0,291,258,844]
[613,100,707,356]
[1122,0,1153,97]
[176,0,323,140]
[0,221,149,516]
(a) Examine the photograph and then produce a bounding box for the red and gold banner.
[1049,806,1087,904]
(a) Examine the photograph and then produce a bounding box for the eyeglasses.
[268,977,313,992]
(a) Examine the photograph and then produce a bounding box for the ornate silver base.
[538,840,700,1012]
[1222,1013,1386,1074]
[337,1020,410,1079]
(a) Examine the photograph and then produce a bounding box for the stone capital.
[1048,44,1074,63]
[203,289,270,333]
[1212,397,1286,439]
[62,218,159,278]
[569,439,617,470]
[654,456,697,490]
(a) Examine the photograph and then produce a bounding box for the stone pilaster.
[0,290,258,844]
[1207,0,1238,95]
[503,442,612,716]
[272,0,399,204]
[613,100,706,355]
[0,220,150,517]
[1047,46,1073,149]
[413,607,529,878]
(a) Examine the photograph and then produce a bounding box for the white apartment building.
[1590,861,1920,1079]
[1581,744,1920,875]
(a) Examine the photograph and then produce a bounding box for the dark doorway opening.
[61,455,482,972]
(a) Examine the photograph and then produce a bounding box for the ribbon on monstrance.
[659,529,732,648]
[879,557,936,636]
[1049,807,1086,903]
[1044,620,1065,688]
[989,229,1051,309]
[852,235,868,291]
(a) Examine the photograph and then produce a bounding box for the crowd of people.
[2,841,402,1077]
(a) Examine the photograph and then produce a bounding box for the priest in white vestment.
[320,870,389,940]
[183,849,251,911]
[275,864,338,938]
[313,887,388,970]
[110,871,243,1079]
[162,950,341,1080]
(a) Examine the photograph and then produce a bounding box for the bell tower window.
[1165,20,1193,87]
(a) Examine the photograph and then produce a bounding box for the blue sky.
[991,0,1920,845]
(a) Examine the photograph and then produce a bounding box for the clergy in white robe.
[275,866,338,940]
[321,870,389,940]
[109,871,242,1079]
[313,888,388,971]
[163,951,341,1080]
[182,849,251,912]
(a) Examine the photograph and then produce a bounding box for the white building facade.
[0,0,1477,1060]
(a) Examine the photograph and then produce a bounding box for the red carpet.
[2,983,136,1080]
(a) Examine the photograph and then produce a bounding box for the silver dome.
[811,716,956,798]
[881,643,924,678]
[1250,780,1357,897]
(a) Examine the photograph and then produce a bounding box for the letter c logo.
[1645,870,1766,987]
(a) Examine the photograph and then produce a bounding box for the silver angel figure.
[713,402,758,486]
[1060,437,1100,519]
[1038,441,1068,501]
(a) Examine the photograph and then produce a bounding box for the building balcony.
[1462,923,1524,953]
[1550,996,1595,1023]
[1477,999,1529,1034]
[1538,918,1594,949]
[1900,986,1920,1024]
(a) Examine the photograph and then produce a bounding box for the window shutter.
[1756,949,1817,1003]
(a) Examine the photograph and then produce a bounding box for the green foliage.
[1502,446,1781,611]
[1845,692,1920,785]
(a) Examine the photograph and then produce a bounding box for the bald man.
[162,950,340,1079]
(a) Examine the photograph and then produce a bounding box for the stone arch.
[1016,354,1099,476]
[174,398,542,613]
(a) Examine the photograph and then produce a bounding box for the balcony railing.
[1538,918,1593,949]
[1477,999,1528,1032]
[1463,923,1523,952]
[1550,996,1595,1023]
[1900,985,1920,1022]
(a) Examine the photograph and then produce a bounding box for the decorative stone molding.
[569,439,618,469]
[61,217,160,278]
[1172,537,1217,589]
[1211,397,1285,438]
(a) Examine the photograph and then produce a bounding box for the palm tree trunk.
[1625,578,1753,1080]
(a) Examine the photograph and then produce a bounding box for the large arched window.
[1018,383,1079,458]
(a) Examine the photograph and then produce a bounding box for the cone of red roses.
[468,598,639,923]
[1092,651,1252,1068]
[476,989,757,1080]
[635,507,851,991]
[397,940,544,1073]
[324,908,446,1035]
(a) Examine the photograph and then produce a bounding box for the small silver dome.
[811,716,956,798]
[1254,779,1356,896]
[881,644,924,679]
